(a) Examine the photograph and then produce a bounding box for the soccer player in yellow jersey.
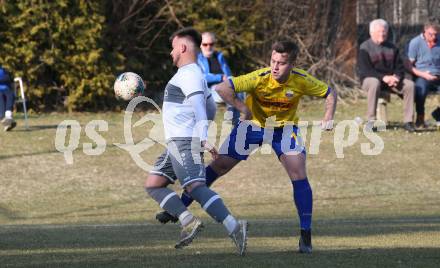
[156,40,337,254]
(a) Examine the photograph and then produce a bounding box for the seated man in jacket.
[358,19,415,132]
[197,32,243,125]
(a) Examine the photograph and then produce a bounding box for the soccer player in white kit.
[144,27,247,255]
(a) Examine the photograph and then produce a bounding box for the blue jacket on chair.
[0,67,12,91]
[197,51,232,87]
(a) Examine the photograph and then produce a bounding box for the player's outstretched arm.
[216,81,252,120]
[321,87,337,130]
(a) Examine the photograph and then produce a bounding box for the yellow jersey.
[230,67,330,127]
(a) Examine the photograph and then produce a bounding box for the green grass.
[1,97,440,267]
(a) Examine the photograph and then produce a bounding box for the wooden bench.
[376,90,391,125]
[376,88,440,128]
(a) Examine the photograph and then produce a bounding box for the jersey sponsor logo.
[285,90,294,98]
[255,96,294,110]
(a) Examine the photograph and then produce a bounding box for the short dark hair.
[170,27,202,47]
[425,16,440,31]
[271,41,299,63]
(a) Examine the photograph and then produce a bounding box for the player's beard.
[172,53,180,67]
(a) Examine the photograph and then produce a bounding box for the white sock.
[178,210,194,227]
[223,214,239,235]
[5,110,12,119]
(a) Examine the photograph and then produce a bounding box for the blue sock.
[181,165,219,207]
[292,178,313,230]
[180,191,194,207]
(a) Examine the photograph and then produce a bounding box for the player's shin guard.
[181,165,219,207]
[292,178,313,230]
[189,185,238,234]
[189,185,229,222]
[146,187,191,225]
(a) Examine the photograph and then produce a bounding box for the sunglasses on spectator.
[425,31,437,37]
[202,43,215,47]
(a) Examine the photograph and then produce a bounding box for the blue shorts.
[219,121,306,160]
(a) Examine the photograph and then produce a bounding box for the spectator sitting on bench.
[406,17,440,128]
[358,19,415,132]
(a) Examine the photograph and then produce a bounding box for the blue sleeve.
[205,73,223,84]
[218,52,232,77]
[324,87,332,98]
[0,68,12,91]
[0,68,11,83]
[197,53,223,84]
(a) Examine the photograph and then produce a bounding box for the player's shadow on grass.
[0,206,24,221]
[192,216,440,239]
[1,236,439,268]
[10,197,148,222]
[0,149,60,160]
[1,216,439,267]
[2,215,440,251]
[12,124,60,132]
[135,248,440,267]
[387,121,438,132]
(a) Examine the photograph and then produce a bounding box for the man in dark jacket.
[0,65,16,131]
[358,19,415,132]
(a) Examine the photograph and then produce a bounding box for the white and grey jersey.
[162,63,214,141]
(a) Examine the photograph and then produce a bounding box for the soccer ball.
[114,72,145,101]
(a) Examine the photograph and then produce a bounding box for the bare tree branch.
[164,0,183,28]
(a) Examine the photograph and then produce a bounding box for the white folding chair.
[14,77,29,130]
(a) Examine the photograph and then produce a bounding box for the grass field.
[1,97,440,267]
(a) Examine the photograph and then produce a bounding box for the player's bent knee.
[287,169,307,180]
[290,175,308,182]
[210,156,239,176]
[210,164,227,177]
[286,164,307,178]
[145,174,169,189]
